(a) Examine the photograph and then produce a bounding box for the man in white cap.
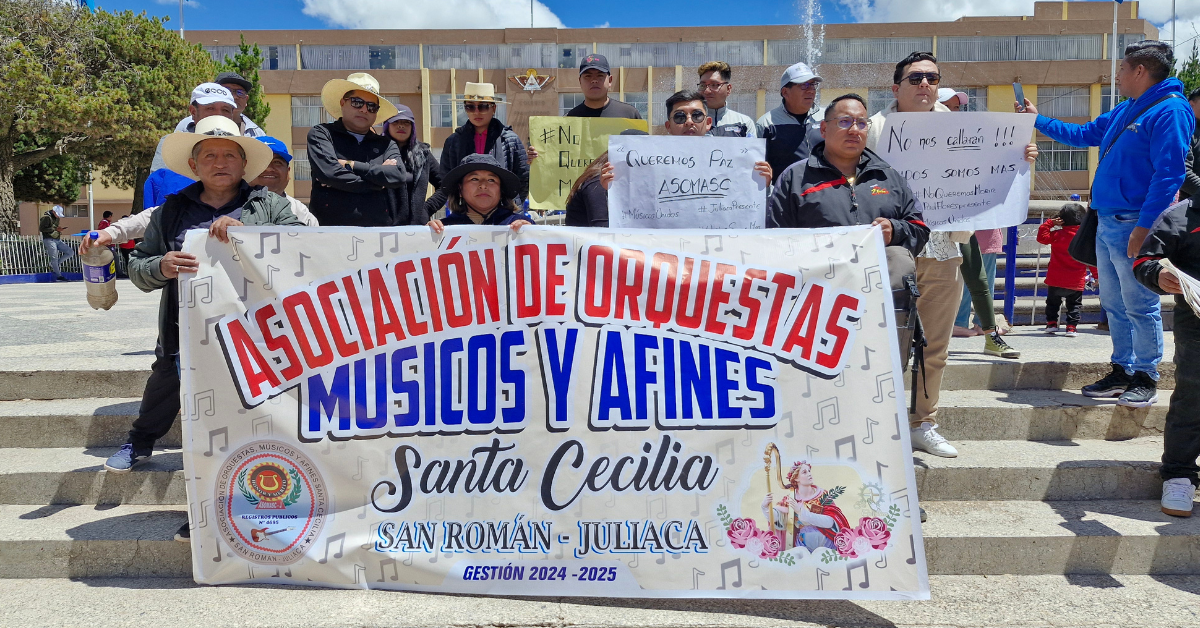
[38,205,75,281]
[173,72,265,138]
[106,116,303,545]
[150,83,245,173]
[937,88,969,112]
[756,62,824,182]
[307,72,409,226]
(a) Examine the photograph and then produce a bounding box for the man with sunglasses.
[756,62,824,183]
[171,72,265,139]
[768,94,929,256]
[307,72,409,226]
[697,61,756,138]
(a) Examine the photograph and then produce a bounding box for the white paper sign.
[875,112,1036,231]
[608,135,768,229]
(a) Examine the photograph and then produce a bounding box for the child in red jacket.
[1037,203,1096,337]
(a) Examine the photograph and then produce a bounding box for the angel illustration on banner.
[761,458,850,552]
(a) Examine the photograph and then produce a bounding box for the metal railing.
[0,234,128,277]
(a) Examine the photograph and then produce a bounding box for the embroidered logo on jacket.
[870,185,889,195]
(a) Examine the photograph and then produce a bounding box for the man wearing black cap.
[568,54,642,119]
[172,71,265,138]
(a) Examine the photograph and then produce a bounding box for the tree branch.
[13,134,98,170]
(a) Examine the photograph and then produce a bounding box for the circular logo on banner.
[214,440,328,565]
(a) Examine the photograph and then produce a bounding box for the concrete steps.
[935,389,1166,441]
[0,447,185,505]
[0,399,180,448]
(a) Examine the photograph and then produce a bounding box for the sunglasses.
[671,110,707,124]
[900,72,941,86]
[831,116,870,131]
[464,102,495,112]
[346,96,380,113]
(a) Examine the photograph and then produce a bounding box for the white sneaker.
[911,423,958,458]
[1162,478,1196,517]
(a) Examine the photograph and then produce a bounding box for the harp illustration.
[762,443,794,550]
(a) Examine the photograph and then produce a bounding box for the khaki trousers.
[912,256,964,428]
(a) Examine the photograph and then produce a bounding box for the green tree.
[1176,42,1200,97]
[0,0,215,232]
[14,134,89,206]
[219,35,271,128]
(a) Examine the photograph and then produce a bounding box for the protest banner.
[608,135,768,230]
[875,112,1036,231]
[178,224,928,599]
[528,116,649,210]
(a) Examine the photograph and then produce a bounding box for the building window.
[559,45,589,69]
[559,93,586,115]
[725,93,759,119]
[369,45,396,70]
[1037,86,1090,119]
[65,204,88,218]
[424,44,553,70]
[291,156,311,181]
[300,45,369,70]
[206,45,296,71]
[823,38,933,64]
[960,87,987,112]
[1017,35,1102,61]
[939,36,1017,62]
[430,94,455,128]
[867,88,894,116]
[764,92,782,114]
[1100,86,1126,115]
[621,92,651,124]
[1036,141,1088,171]
[291,96,331,127]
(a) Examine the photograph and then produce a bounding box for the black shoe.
[53,275,68,282]
[175,523,191,543]
[1117,371,1158,408]
[1082,363,1132,398]
[919,507,927,523]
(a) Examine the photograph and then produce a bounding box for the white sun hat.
[159,116,274,182]
[320,72,398,121]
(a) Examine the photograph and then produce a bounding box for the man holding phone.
[1021,40,1195,408]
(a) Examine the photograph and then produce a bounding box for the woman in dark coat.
[427,154,532,233]
[381,105,443,226]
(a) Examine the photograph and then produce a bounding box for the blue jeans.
[42,237,74,275]
[1096,212,1163,378]
[956,252,997,328]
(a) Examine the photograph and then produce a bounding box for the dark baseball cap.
[215,71,252,92]
[579,54,611,75]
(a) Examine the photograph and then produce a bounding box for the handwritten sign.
[608,135,767,230]
[875,112,1036,231]
[528,116,648,210]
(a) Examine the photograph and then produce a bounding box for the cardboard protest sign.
[608,135,768,230]
[178,225,928,599]
[528,116,649,210]
[875,112,1036,231]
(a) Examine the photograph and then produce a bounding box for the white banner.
[876,112,1035,231]
[178,225,928,599]
[607,136,768,230]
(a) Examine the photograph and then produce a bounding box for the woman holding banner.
[427,154,533,232]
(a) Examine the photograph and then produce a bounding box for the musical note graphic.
[186,276,213,307]
[834,372,845,388]
[237,277,253,302]
[805,444,819,458]
[352,456,369,481]
[842,558,869,590]
[876,460,889,481]
[378,558,399,582]
[294,253,310,277]
[715,438,735,464]
[194,499,211,529]
[864,416,880,445]
[353,563,367,584]
[376,232,400,257]
[646,496,666,519]
[203,427,228,457]
[211,535,224,562]
[190,389,215,420]
[849,243,862,264]
[801,373,812,398]
[716,559,742,589]
[873,374,895,403]
[705,519,726,547]
[861,346,876,371]
[816,567,830,590]
[263,264,281,290]
[862,265,882,292]
[785,237,798,256]
[907,534,917,565]
[878,302,888,328]
[834,435,857,461]
[815,397,839,430]
[346,236,365,261]
[252,415,272,437]
[781,411,795,438]
[198,315,223,346]
[254,232,280,259]
[824,257,836,279]
[691,568,705,589]
[317,532,345,564]
[891,412,902,441]
[229,236,243,261]
[703,234,723,254]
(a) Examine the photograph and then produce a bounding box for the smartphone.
[1013,83,1026,112]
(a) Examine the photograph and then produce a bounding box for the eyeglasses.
[900,72,941,86]
[346,96,380,114]
[227,88,248,98]
[697,81,729,91]
[464,102,495,112]
[831,116,870,131]
[786,80,820,90]
[671,110,707,124]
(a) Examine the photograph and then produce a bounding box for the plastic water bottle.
[81,231,118,310]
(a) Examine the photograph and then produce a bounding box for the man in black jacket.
[1134,200,1200,517]
[768,93,930,257]
[1180,87,1200,201]
[307,73,409,226]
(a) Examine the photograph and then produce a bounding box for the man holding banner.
[767,94,929,257]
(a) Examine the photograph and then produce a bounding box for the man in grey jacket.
[756,62,824,182]
[697,61,757,138]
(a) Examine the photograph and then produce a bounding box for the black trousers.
[1163,297,1200,486]
[127,341,181,450]
[1045,286,1084,326]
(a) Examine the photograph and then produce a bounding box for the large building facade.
[19,0,1158,234]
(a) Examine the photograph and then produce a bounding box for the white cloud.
[837,0,1037,23]
[300,0,565,29]
[594,21,611,28]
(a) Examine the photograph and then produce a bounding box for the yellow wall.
[90,169,134,201]
[262,93,295,197]
[1088,83,1102,186]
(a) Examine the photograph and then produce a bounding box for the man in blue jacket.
[1022,40,1195,408]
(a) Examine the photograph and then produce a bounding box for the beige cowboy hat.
[452,82,508,105]
[160,116,274,182]
[320,72,398,121]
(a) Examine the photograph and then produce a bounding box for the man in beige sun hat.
[433,82,529,208]
[110,115,304,548]
[307,72,409,226]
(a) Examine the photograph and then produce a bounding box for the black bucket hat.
[441,153,520,195]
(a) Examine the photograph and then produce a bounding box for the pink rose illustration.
[834,528,861,558]
[757,529,782,559]
[856,517,891,550]
[726,518,759,549]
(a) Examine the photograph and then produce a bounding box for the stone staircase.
[0,332,1195,583]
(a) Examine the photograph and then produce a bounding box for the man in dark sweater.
[526,54,642,165]
[307,73,409,226]
[1134,200,1200,517]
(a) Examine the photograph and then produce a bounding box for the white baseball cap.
[51,205,64,218]
[938,88,968,106]
[190,83,236,107]
[781,62,822,88]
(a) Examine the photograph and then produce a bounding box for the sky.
[95,0,1187,43]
